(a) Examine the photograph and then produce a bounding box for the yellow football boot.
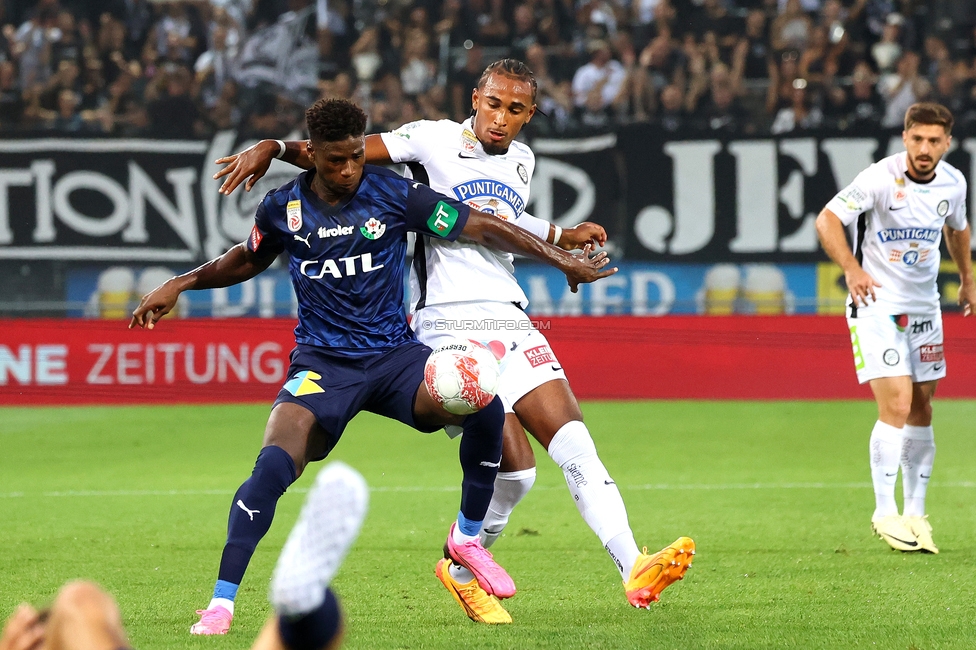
[435,559,512,624]
[903,515,938,554]
[624,537,695,608]
[871,515,920,552]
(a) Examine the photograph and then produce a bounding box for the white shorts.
[846,312,946,384]
[412,301,567,413]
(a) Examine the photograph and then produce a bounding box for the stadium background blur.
[2,0,976,400]
[4,3,976,648]
[0,0,973,137]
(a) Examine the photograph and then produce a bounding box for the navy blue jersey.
[246,165,470,355]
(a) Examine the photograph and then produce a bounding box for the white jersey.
[381,118,545,310]
[826,152,968,315]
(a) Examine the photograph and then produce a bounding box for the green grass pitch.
[3,401,976,649]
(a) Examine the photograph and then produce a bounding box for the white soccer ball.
[424,339,501,415]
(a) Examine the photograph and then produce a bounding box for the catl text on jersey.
[246,166,469,355]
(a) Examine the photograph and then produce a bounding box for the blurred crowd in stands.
[0,0,975,137]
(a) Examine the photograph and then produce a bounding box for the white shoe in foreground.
[903,515,939,554]
[270,461,369,617]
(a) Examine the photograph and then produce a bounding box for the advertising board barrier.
[2,126,975,314]
[4,315,976,405]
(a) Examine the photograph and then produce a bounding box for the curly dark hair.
[477,59,537,102]
[305,98,367,143]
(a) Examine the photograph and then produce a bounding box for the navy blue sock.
[216,445,297,589]
[278,588,342,650]
[457,396,504,523]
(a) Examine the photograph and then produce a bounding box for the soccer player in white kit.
[816,102,975,554]
[214,59,695,623]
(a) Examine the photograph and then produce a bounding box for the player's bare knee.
[56,581,112,611]
[881,397,912,424]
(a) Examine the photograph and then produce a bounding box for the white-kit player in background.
[816,102,975,554]
[213,58,695,623]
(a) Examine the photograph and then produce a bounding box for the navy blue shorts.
[273,340,438,455]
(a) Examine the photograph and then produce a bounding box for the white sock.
[449,563,475,583]
[480,468,537,549]
[547,420,639,579]
[208,597,234,615]
[452,522,478,545]
[870,420,904,519]
[901,424,935,518]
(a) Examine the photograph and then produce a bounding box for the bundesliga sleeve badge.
[286,200,303,232]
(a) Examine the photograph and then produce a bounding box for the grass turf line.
[2,401,976,649]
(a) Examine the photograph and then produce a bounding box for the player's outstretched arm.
[557,222,607,250]
[515,213,607,251]
[815,207,880,306]
[215,135,394,195]
[944,224,975,316]
[461,210,617,292]
[129,244,276,329]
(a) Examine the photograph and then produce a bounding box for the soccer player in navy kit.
[129,99,614,635]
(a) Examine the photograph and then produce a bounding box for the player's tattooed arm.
[129,244,277,329]
[815,207,880,306]
[214,134,394,195]
[944,224,975,316]
[462,210,617,292]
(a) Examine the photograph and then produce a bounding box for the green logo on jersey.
[427,201,459,235]
[850,325,865,371]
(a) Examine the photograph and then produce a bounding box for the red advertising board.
[2,316,976,405]
[0,318,296,405]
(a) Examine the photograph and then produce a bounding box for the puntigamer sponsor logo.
[452,179,525,216]
[878,228,939,243]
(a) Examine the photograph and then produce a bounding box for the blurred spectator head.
[746,10,766,37]
[55,59,80,87]
[586,39,613,66]
[897,50,920,78]
[661,84,683,112]
[0,60,17,89]
[851,61,876,98]
[514,4,535,36]
[57,88,78,117]
[164,65,192,97]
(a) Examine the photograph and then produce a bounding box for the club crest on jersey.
[360,218,386,240]
[286,200,303,232]
[452,179,525,217]
[938,200,949,216]
[461,128,477,153]
[517,163,528,184]
[888,245,929,266]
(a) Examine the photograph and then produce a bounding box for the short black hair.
[305,98,367,143]
[477,59,537,102]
